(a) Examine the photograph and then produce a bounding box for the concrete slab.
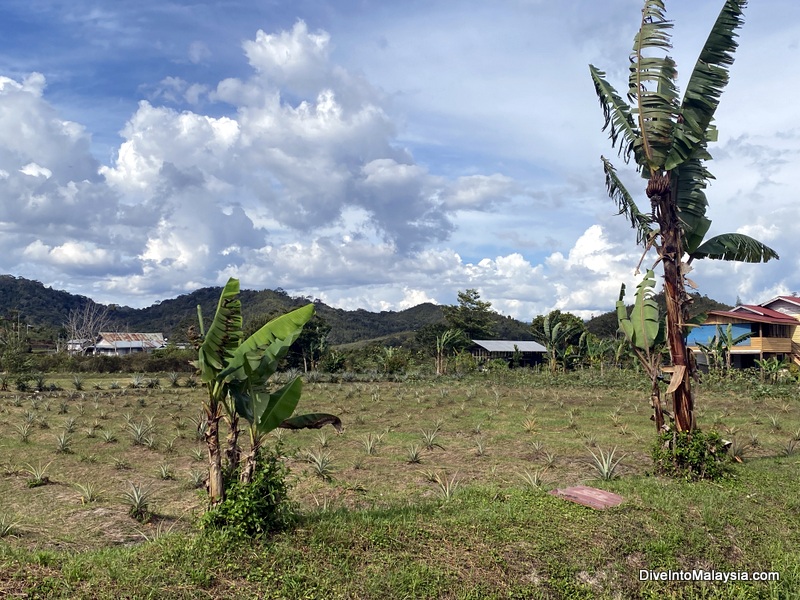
[549,485,624,510]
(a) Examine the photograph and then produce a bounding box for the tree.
[531,312,585,374]
[0,311,31,374]
[531,311,585,349]
[194,278,341,506]
[590,0,777,432]
[442,289,496,339]
[65,303,112,353]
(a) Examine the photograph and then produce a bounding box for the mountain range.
[0,274,731,348]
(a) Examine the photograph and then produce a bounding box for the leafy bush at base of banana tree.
[200,446,295,537]
[651,429,732,481]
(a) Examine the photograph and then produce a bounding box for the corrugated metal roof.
[96,332,166,349]
[472,340,546,353]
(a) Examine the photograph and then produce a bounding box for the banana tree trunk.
[239,436,262,484]
[224,412,241,481]
[204,413,225,505]
[655,177,695,433]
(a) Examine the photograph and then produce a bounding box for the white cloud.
[19,163,52,178]
[0,6,798,321]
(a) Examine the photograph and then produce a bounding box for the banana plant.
[590,0,778,432]
[532,314,583,375]
[696,324,753,371]
[617,270,669,431]
[196,278,341,505]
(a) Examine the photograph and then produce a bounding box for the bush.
[651,429,732,481]
[200,447,295,537]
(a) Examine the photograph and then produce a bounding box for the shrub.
[651,429,732,481]
[200,447,295,537]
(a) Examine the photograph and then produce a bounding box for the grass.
[0,370,798,598]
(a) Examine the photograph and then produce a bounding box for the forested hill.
[0,274,732,346]
[0,275,532,346]
[0,275,442,344]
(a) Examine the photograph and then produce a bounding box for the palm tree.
[590,0,778,432]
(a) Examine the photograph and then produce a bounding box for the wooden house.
[687,296,800,368]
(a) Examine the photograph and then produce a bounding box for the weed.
[113,458,131,471]
[652,430,731,481]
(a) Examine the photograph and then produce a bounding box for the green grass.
[0,369,798,598]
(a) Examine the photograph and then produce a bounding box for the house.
[687,296,800,368]
[470,340,546,368]
[90,332,167,356]
[66,339,94,354]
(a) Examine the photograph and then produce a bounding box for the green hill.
[0,275,449,347]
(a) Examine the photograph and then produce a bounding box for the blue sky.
[1,0,799,320]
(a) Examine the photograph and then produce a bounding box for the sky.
[1,0,799,322]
